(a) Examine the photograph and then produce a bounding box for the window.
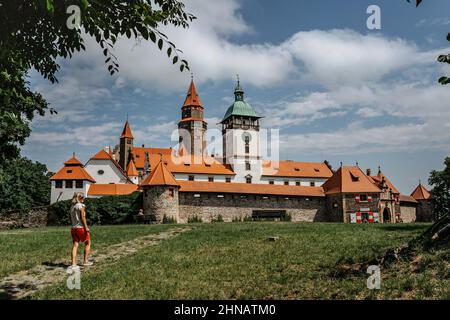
[208,177,214,182]
[245,162,251,171]
[246,177,252,184]
[55,181,63,189]
[98,170,104,175]
[310,181,316,187]
[66,180,73,188]
[188,175,195,181]
[226,177,231,183]
[269,180,274,185]
[217,194,224,198]
[245,144,250,154]
[296,181,301,186]
[75,180,83,189]
[168,188,174,197]
[284,181,289,186]
[359,194,368,202]
[194,194,201,198]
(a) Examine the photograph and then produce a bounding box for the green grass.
[10,222,436,300]
[0,224,175,278]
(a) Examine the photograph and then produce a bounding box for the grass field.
[1,222,448,300]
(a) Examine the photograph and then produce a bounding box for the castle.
[50,79,434,223]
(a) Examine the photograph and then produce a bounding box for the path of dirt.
[0,227,191,300]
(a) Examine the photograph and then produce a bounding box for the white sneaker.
[66,264,80,274]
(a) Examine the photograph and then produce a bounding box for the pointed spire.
[140,159,179,187]
[234,74,244,101]
[64,153,83,166]
[120,120,134,139]
[183,78,203,108]
[126,159,138,177]
[411,183,431,200]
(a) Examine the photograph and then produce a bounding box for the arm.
[81,206,89,232]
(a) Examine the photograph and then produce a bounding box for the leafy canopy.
[429,157,450,220]
[0,0,195,160]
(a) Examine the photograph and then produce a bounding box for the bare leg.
[83,240,91,264]
[71,241,79,265]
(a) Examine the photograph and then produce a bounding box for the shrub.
[243,215,253,222]
[212,214,224,223]
[162,215,177,224]
[188,215,202,223]
[47,192,142,226]
[281,213,292,222]
[232,216,242,223]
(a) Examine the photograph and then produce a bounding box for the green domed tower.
[221,78,262,184]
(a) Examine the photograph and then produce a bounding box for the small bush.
[281,213,292,222]
[188,215,202,223]
[212,214,224,223]
[47,192,143,226]
[232,216,242,223]
[162,215,177,224]
[243,215,253,222]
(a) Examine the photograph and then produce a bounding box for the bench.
[252,210,287,221]
[134,214,155,224]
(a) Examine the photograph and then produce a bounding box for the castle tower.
[126,158,139,185]
[411,182,434,222]
[221,78,262,184]
[119,120,134,170]
[178,79,207,158]
[140,158,180,223]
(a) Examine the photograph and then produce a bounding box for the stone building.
[411,183,434,222]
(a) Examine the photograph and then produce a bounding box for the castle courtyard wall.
[178,192,327,223]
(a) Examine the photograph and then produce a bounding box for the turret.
[119,120,134,170]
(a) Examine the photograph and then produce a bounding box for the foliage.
[0,0,194,159]
[187,215,202,223]
[0,156,51,213]
[47,192,143,226]
[211,214,224,223]
[411,0,449,85]
[162,214,177,224]
[429,157,450,220]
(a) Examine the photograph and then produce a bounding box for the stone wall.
[0,206,49,229]
[178,192,328,223]
[143,186,179,223]
[343,194,380,223]
[400,203,417,223]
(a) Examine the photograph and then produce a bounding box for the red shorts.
[71,228,90,243]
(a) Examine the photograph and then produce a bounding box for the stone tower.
[411,182,434,222]
[178,79,207,158]
[221,78,262,184]
[119,120,134,170]
[140,158,180,223]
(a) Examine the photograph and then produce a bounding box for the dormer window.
[350,172,359,182]
[294,168,300,172]
[66,170,73,174]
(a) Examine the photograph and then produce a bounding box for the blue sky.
[23,0,450,194]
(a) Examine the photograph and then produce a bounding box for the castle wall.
[342,194,381,223]
[400,203,417,223]
[178,192,327,223]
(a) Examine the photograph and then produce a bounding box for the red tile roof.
[120,120,134,139]
[411,183,431,200]
[183,80,203,108]
[90,149,112,160]
[178,181,325,197]
[262,160,333,179]
[322,166,381,195]
[88,184,138,196]
[399,194,418,204]
[132,148,235,175]
[51,156,95,182]
[140,161,179,187]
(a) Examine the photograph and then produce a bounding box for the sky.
[23,0,450,194]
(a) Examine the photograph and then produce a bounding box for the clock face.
[242,132,251,143]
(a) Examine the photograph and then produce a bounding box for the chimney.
[142,144,145,148]
[366,168,372,176]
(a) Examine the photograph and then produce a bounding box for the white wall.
[85,159,128,184]
[50,181,91,204]
[260,177,326,186]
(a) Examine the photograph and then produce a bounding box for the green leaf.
[81,0,89,9]
[167,47,172,57]
[158,39,163,50]
[172,56,178,64]
[149,31,156,43]
[438,76,450,85]
[46,0,54,13]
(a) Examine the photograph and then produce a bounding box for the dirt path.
[0,226,191,300]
